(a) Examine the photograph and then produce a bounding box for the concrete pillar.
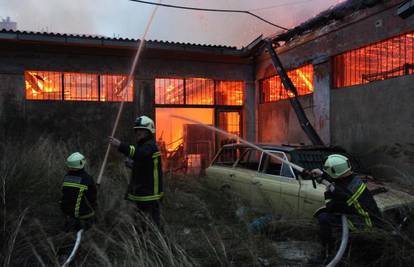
[136,79,155,120]
[312,59,331,145]
[243,80,256,142]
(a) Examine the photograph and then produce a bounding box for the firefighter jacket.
[118,136,163,202]
[60,169,97,219]
[324,173,381,227]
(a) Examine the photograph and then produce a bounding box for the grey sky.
[0,0,344,47]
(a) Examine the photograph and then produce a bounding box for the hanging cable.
[129,0,289,30]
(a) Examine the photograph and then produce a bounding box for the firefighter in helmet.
[60,152,97,231]
[308,154,381,264]
[109,115,163,228]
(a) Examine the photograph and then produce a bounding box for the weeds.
[1,136,414,266]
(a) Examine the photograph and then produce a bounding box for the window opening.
[261,64,314,103]
[25,71,62,100]
[333,32,414,88]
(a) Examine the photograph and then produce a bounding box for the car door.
[297,179,325,219]
[231,148,262,205]
[255,151,301,218]
[205,146,238,191]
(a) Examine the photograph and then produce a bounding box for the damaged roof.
[272,0,384,43]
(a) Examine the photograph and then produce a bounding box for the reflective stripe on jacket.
[325,174,381,228]
[118,136,163,202]
[60,170,97,219]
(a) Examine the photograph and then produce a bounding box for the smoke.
[0,0,345,47]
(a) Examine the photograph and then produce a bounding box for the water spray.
[97,2,160,186]
[171,114,349,266]
[171,114,305,172]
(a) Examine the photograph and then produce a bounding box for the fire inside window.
[25,71,133,102]
[218,112,240,136]
[260,64,314,103]
[333,32,414,88]
[155,78,244,106]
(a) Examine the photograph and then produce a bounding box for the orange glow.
[261,64,314,103]
[186,78,214,105]
[217,111,241,148]
[155,78,184,104]
[64,73,98,101]
[156,108,214,151]
[100,74,133,102]
[25,71,133,102]
[216,81,244,106]
[155,78,245,106]
[218,112,240,136]
[333,31,414,88]
[25,71,62,100]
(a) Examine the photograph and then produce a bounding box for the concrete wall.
[258,95,315,145]
[331,75,414,183]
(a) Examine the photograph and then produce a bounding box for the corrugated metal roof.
[0,29,239,50]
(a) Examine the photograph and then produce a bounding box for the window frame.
[260,64,314,104]
[332,31,414,89]
[259,150,296,179]
[233,148,263,172]
[24,70,133,102]
[155,77,245,107]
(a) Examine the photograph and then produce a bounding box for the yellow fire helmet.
[323,154,351,179]
[66,152,86,170]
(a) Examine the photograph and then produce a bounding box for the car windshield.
[212,146,247,167]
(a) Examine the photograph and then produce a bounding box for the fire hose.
[317,178,349,267]
[61,229,84,267]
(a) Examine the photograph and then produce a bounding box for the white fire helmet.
[66,152,86,170]
[133,115,155,134]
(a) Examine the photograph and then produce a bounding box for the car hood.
[368,182,414,212]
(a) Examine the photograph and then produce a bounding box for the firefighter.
[308,154,381,264]
[60,152,97,232]
[109,115,163,228]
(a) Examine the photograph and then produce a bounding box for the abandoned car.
[205,143,414,222]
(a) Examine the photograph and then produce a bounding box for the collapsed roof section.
[272,0,384,44]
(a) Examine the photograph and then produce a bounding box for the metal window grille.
[155,78,185,104]
[25,71,133,102]
[216,81,244,106]
[333,32,414,88]
[63,72,99,101]
[100,74,133,102]
[219,112,240,136]
[155,78,245,106]
[260,64,314,103]
[25,71,62,100]
[185,78,214,105]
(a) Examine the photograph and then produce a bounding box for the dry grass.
[1,136,414,267]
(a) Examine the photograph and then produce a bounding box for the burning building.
[0,0,413,181]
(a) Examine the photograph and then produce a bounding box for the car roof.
[220,143,346,153]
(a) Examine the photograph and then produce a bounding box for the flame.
[296,69,314,92]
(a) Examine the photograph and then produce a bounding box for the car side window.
[212,147,237,167]
[260,151,295,178]
[235,149,262,171]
